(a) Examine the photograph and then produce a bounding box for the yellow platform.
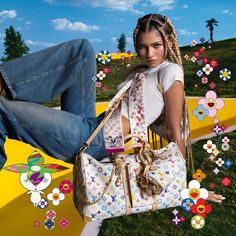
[0,97,235,235]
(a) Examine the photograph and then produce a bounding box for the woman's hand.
[207,191,225,203]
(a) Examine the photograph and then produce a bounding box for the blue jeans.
[0,38,107,170]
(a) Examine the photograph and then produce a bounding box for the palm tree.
[205,18,218,43]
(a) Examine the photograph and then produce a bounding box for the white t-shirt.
[119,60,184,126]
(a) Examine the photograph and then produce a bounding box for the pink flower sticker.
[198,91,224,117]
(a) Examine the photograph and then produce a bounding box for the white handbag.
[73,133,187,222]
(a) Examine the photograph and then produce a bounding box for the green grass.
[43,37,236,107]
[99,130,236,236]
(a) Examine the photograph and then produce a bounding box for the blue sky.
[0,0,235,57]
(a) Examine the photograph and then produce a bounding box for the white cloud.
[222,9,233,15]
[25,39,57,47]
[150,0,175,12]
[178,29,198,36]
[126,37,133,44]
[25,21,32,25]
[0,10,17,22]
[172,16,182,21]
[89,38,102,43]
[44,0,55,3]
[111,37,117,43]
[71,0,142,14]
[183,4,188,8]
[51,18,100,32]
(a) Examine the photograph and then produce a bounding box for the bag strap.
[76,80,133,158]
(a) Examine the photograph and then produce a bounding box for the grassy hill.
[44,37,236,107]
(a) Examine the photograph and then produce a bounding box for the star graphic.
[172,209,179,215]
[212,123,222,135]
[213,167,220,175]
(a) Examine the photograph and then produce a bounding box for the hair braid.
[165,17,183,67]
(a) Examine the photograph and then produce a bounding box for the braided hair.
[133,14,182,68]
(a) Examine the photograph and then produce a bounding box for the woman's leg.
[0,96,106,170]
[0,38,96,118]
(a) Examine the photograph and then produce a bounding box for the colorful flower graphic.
[97,50,111,65]
[103,85,109,92]
[37,198,48,209]
[202,64,213,75]
[181,180,208,203]
[191,40,197,46]
[184,54,189,60]
[96,71,106,80]
[212,148,220,157]
[34,221,40,227]
[209,183,215,189]
[102,67,110,74]
[59,180,73,194]
[197,59,203,65]
[201,77,208,84]
[192,169,206,183]
[200,37,205,43]
[95,82,102,87]
[209,58,219,68]
[199,46,205,52]
[198,91,224,117]
[44,219,55,230]
[224,159,233,169]
[222,136,230,143]
[59,218,69,229]
[209,82,216,89]
[221,177,231,186]
[191,215,205,229]
[194,50,200,58]
[172,215,181,225]
[216,158,224,167]
[46,210,56,219]
[192,104,209,121]
[203,140,216,153]
[181,198,194,212]
[190,198,212,217]
[191,56,197,62]
[220,68,231,81]
[47,188,65,206]
[221,143,230,151]
[196,70,203,77]
[212,123,222,135]
[202,57,209,65]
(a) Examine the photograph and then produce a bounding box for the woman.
[0,14,224,203]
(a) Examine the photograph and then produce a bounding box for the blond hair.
[133,14,182,68]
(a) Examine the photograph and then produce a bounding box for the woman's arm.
[164,81,185,158]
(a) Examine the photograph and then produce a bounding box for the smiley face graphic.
[206,98,216,109]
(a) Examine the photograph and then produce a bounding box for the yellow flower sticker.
[192,169,206,183]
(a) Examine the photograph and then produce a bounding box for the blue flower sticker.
[181,198,194,212]
[192,104,209,121]
[224,159,233,169]
[44,219,55,230]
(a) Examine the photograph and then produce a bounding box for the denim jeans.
[0,38,107,170]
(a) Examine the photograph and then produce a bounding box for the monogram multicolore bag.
[73,134,186,221]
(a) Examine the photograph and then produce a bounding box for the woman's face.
[136,30,166,68]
